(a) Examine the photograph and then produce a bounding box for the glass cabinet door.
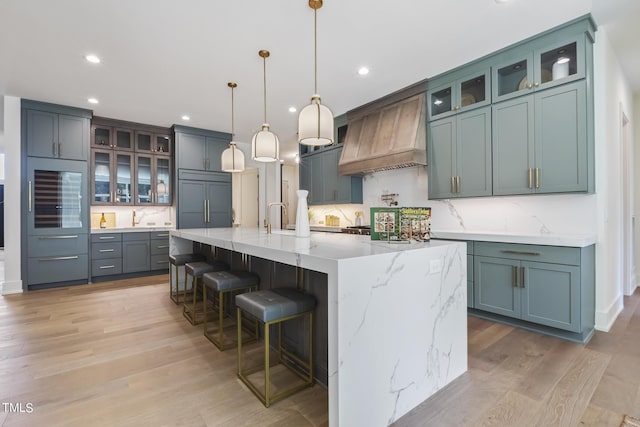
[114,128,134,151]
[155,134,171,155]
[91,125,112,149]
[115,153,133,204]
[136,131,153,153]
[429,84,454,120]
[27,157,88,235]
[92,149,112,204]
[135,155,152,204]
[534,38,584,90]
[493,55,533,102]
[155,156,171,205]
[458,70,490,112]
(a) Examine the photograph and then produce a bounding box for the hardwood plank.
[579,403,625,427]
[476,390,540,427]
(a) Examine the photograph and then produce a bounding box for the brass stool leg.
[218,290,225,350]
[265,319,271,407]
[237,307,243,375]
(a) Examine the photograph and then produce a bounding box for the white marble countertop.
[91,226,175,234]
[286,224,343,233]
[431,230,597,247]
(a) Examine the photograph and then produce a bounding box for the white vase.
[295,190,311,238]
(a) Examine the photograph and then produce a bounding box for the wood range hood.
[338,86,427,176]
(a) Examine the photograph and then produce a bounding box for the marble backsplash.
[307,204,367,228]
[90,205,175,229]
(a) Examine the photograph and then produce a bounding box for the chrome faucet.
[266,202,287,234]
[132,210,141,227]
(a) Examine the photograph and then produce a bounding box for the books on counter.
[370,207,431,242]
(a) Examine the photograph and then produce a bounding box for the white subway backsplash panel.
[90,205,175,229]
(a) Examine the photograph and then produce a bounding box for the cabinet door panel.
[467,254,474,308]
[58,114,87,160]
[492,96,535,195]
[457,107,492,197]
[206,181,232,228]
[299,156,311,192]
[427,117,456,199]
[178,180,206,229]
[205,137,226,172]
[28,254,88,285]
[177,133,207,170]
[534,81,586,193]
[122,240,150,273]
[322,149,339,202]
[521,261,580,332]
[474,256,521,318]
[26,110,58,158]
[310,155,324,205]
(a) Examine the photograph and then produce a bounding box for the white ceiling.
[1,0,638,162]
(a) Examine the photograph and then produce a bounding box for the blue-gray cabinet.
[428,106,492,199]
[122,233,150,273]
[493,81,587,195]
[473,241,594,340]
[299,145,363,206]
[427,68,491,121]
[174,126,229,172]
[177,170,232,229]
[23,100,90,161]
[91,233,123,277]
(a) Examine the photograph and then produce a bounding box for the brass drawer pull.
[38,255,79,261]
[513,266,518,288]
[521,266,526,288]
[156,233,169,237]
[157,245,169,249]
[99,265,116,269]
[99,249,115,253]
[39,235,78,239]
[99,236,115,240]
[500,250,540,256]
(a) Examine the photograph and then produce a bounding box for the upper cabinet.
[428,69,491,121]
[173,126,230,172]
[90,117,173,206]
[23,100,91,161]
[492,36,585,103]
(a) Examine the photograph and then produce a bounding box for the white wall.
[635,92,640,291]
[1,96,22,294]
[359,28,635,332]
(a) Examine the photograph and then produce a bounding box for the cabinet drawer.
[91,233,122,243]
[28,234,88,257]
[150,254,170,270]
[123,232,150,242]
[150,239,170,255]
[91,242,122,260]
[474,242,580,266]
[151,231,171,239]
[91,258,123,277]
[28,254,89,285]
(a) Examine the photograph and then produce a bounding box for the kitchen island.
[170,228,467,427]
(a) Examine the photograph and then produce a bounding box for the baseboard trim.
[1,279,24,295]
[595,293,623,332]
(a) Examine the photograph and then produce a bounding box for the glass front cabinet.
[492,36,585,103]
[91,149,134,205]
[135,154,171,206]
[427,69,490,121]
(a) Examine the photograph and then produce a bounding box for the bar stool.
[235,287,316,407]
[202,270,260,351]
[183,260,229,325]
[169,253,206,304]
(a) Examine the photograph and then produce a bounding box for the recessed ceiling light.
[358,67,370,76]
[434,99,443,106]
[88,97,99,104]
[85,54,101,64]
[495,0,510,3]
[556,57,570,64]
[181,115,190,121]
[288,106,297,113]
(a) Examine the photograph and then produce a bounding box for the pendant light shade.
[298,0,334,147]
[221,82,246,173]
[252,50,279,162]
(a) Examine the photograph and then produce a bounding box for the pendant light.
[221,82,246,173]
[251,50,279,162]
[298,0,334,147]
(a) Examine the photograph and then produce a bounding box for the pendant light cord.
[314,7,318,95]
[263,55,268,124]
[231,85,235,140]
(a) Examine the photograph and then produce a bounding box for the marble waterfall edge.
[336,242,467,426]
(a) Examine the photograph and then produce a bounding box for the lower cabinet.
[91,231,169,279]
[473,241,594,339]
[467,242,474,308]
[27,234,89,288]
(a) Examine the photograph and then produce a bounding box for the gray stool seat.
[169,253,205,266]
[183,260,229,326]
[169,253,206,305]
[236,287,316,407]
[236,288,316,323]
[203,270,260,292]
[202,270,260,351]
[185,260,228,277]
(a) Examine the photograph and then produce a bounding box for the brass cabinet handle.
[527,83,533,89]
[534,82,540,88]
[28,180,32,212]
[157,245,169,249]
[204,200,207,223]
[39,235,78,239]
[456,176,461,193]
[535,168,540,189]
[99,248,115,253]
[99,236,115,240]
[528,168,533,189]
[513,266,519,288]
[156,233,169,237]
[208,200,211,223]
[500,250,540,256]
[99,265,116,269]
[451,176,455,193]
[58,143,62,157]
[52,142,57,157]
[521,266,526,288]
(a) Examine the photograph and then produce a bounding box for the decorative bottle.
[99,212,107,228]
[295,190,311,238]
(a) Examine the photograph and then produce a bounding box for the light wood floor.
[1,277,639,427]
